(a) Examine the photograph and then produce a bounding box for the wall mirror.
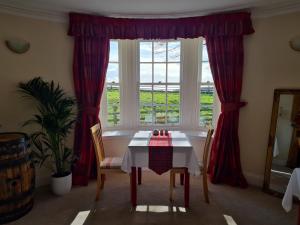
[263,89,300,196]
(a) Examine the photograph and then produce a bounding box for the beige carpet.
[8,172,296,225]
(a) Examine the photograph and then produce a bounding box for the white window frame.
[137,40,182,127]
[100,38,220,131]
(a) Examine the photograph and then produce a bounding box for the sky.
[106,41,213,84]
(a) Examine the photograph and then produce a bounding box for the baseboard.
[244,171,264,188]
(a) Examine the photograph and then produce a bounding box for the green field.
[106,88,213,126]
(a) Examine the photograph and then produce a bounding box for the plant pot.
[51,172,72,195]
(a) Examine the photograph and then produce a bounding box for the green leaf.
[18,77,77,174]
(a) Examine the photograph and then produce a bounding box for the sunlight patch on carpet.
[70,210,91,225]
[224,214,238,225]
[135,205,186,213]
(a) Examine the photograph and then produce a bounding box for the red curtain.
[206,36,248,188]
[72,37,109,185]
[69,11,254,186]
[69,12,254,39]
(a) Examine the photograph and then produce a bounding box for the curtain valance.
[68,12,254,39]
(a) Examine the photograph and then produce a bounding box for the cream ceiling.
[0,0,299,20]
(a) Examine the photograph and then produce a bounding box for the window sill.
[102,129,207,139]
[102,130,136,139]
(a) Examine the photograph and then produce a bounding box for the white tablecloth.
[121,131,200,176]
[282,168,300,212]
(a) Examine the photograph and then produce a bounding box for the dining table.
[121,130,200,208]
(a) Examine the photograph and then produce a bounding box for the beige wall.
[0,13,74,185]
[0,11,300,187]
[241,11,300,185]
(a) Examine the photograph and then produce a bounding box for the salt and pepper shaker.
[153,129,159,136]
[160,129,164,136]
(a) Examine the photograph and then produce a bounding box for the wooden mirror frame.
[263,89,300,196]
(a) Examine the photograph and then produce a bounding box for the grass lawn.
[106,88,213,125]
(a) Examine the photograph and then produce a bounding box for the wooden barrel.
[0,133,35,224]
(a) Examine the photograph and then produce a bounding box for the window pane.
[140,42,152,62]
[167,105,180,124]
[140,63,152,83]
[107,105,120,126]
[154,63,166,83]
[201,62,213,83]
[168,41,180,62]
[199,107,213,126]
[202,44,209,62]
[154,105,166,124]
[138,40,181,126]
[153,85,166,104]
[106,63,119,83]
[109,41,118,62]
[199,84,214,126]
[167,85,180,105]
[140,105,153,124]
[154,42,166,62]
[107,84,120,105]
[106,84,120,126]
[139,85,152,105]
[168,63,180,83]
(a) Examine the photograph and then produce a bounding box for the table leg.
[138,167,142,185]
[130,167,137,207]
[184,168,190,208]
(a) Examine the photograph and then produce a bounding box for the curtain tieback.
[221,101,247,112]
[82,105,100,115]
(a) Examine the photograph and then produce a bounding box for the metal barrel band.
[0,199,34,224]
[0,154,32,171]
[0,187,34,206]
[0,144,30,155]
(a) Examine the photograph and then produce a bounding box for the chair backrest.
[90,123,105,163]
[202,129,214,171]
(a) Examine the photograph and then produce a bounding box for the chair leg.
[138,167,142,185]
[170,171,175,201]
[130,167,137,208]
[95,173,102,201]
[184,169,190,208]
[202,173,209,203]
[100,174,105,189]
[172,172,176,187]
[180,173,184,185]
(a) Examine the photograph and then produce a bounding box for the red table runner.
[148,133,173,175]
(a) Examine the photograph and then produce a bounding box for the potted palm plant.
[18,77,77,195]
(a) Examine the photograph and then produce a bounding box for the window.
[199,40,214,126]
[105,41,120,126]
[100,39,219,130]
[138,41,181,125]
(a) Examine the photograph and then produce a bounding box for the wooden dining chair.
[90,123,122,201]
[169,129,214,203]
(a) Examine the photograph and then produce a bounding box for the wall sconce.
[289,36,300,52]
[5,38,30,54]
